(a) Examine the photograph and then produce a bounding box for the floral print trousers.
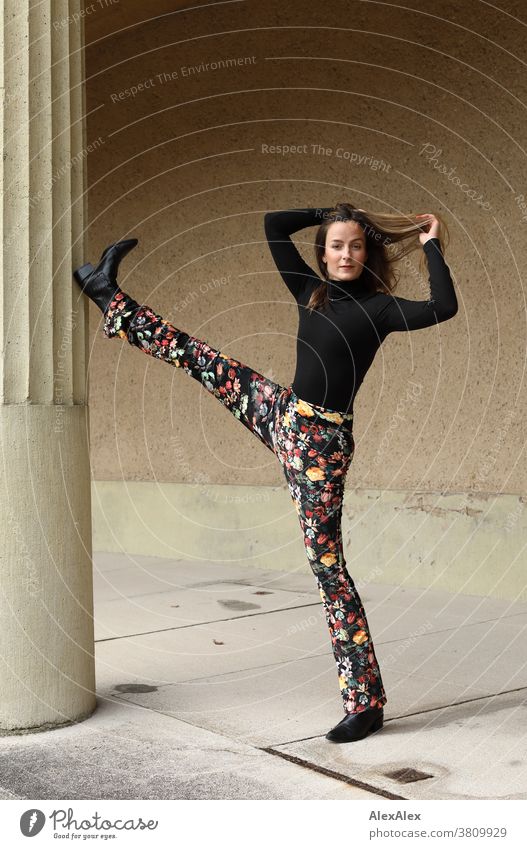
[103,290,387,715]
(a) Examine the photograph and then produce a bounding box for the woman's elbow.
[437,300,458,322]
[263,212,277,237]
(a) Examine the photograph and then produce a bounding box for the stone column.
[0,0,96,733]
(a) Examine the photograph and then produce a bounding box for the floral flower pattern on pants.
[103,291,387,714]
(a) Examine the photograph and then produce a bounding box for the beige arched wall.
[84,1,527,597]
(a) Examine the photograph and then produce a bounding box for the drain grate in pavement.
[384,767,434,784]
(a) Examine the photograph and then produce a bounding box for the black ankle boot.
[326,706,384,743]
[73,238,138,314]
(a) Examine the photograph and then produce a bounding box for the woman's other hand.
[416,213,440,245]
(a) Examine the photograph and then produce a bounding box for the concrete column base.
[0,405,96,734]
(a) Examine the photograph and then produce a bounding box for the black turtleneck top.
[264,208,458,414]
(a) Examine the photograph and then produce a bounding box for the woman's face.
[323,220,368,282]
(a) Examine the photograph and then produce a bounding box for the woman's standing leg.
[274,390,387,716]
[103,290,285,453]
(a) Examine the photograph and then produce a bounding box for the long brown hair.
[307,203,450,312]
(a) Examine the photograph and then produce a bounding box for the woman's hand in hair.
[416,213,440,245]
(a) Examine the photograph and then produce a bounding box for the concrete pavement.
[1,552,526,800]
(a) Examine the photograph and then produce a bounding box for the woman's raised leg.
[103,290,285,454]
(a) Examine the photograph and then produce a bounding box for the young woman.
[73,204,458,743]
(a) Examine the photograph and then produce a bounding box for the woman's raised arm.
[374,237,458,333]
[264,208,333,301]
